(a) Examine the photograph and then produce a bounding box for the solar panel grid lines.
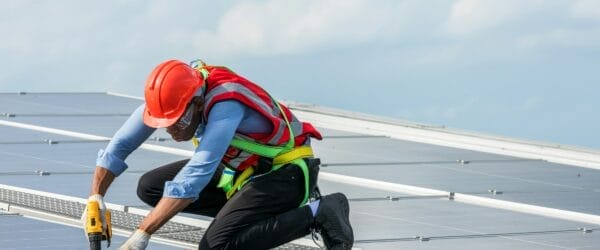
[1,92,600,249]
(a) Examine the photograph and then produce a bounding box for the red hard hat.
[143,60,204,128]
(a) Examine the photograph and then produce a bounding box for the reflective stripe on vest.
[204,82,304,146]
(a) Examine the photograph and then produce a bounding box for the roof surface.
[0,92,599,249]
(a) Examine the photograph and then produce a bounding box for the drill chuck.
[89,232,102,250]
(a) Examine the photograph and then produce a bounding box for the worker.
[81,59,354,249]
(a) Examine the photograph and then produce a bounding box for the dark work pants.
[137,159,314,250]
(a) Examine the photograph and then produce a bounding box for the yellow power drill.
[86,200,112,249]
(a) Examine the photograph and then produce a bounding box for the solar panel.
[1,92,599,249]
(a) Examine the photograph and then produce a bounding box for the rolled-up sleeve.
[96,149,129,176]
[163,101,245,200]
[96,104,156,176]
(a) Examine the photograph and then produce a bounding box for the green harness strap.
[229,101,312,206]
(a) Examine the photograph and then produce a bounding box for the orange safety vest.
[201,65,322,172]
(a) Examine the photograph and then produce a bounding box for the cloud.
[0,0,219,92]
[445,0,545,35]
[193,0,417,57]
[1,1,599,93]
[570,0,600,21]
[516,28,600,49]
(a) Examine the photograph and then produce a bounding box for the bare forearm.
[91,166,115,196]
[138,197,193,234]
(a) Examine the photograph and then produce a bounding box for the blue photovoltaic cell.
[1,93,598,249]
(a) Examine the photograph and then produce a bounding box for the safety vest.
[192,60,322,205]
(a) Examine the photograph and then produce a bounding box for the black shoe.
[314,193,353,250]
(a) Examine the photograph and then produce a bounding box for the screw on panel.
[415,236,429,242]
[35,170,50,176]
[44,139,58,145]
[385,195,400,201]
[488,189,503,195]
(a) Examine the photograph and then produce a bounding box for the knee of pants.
[198,236,211,250]
[198,224,229,250]
[136,172,161,206]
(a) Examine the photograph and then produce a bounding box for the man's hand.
[119,229,150,250]
[81,194,111,242]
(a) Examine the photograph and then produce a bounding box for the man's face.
[166,98,203,142]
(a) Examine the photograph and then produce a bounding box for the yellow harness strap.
[273,146,314,166]
[226,166,255,199]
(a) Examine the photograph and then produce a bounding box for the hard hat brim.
[142,106,181,128]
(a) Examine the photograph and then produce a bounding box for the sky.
[1,0,599,149]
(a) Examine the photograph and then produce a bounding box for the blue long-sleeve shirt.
[96,99,272,200]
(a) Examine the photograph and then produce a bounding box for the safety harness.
[190,60,315,206]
